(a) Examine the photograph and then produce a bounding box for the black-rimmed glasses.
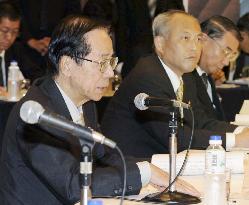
[77,57,118,73]
[0,28,19,37]
[209,36,238,61]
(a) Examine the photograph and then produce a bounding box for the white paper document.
[231,100,249,125]
[239,100,249,115]
[151,150,245,176]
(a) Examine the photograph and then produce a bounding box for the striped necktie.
[176,79,184,124]
[76,107,85,126]
[176,79,183,102]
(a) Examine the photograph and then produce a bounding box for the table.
[85,174,248,205]
[217,86,249,121]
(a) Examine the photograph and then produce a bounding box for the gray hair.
[152,10,196,37]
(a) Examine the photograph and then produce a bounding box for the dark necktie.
[201,73,208,89]
[0,56,3,86]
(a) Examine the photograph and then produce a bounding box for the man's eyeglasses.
[0,28,19,37]
[77,57,118,73]
[209,36,238,61]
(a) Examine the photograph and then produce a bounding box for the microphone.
[134,93,191,110]
[20,100,116,149]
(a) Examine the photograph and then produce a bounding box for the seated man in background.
[189,15,241,121]
[222,12,249,80]
[0,15,199,205]
[233,12,249,79]
[0,1,42,91]
[101,11,249,158]
[10,0,81,74]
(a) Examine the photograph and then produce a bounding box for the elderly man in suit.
[190,16,241,121]
[101,10,249,158]
[0,15,199,205]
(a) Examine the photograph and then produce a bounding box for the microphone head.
[134,93,149,110]
[20,100,45,124]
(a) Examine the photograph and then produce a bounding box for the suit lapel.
[192,70,214,109]
[4,49,12,78]
[82,101,98,130]
[39,77,72,121]
[151,54,177,99]
[40,77,98,131]
[208,75,226,120]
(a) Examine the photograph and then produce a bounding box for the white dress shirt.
[0,51,7,87]
[158,57,182,92]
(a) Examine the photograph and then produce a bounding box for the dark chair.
[0,100,15,155]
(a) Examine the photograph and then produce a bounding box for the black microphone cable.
[163,107,195,192]
[115,145,127,205]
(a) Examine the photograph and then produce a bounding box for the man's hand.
[211,70,226,86]
[149,164,200,197]
[27,38,50,56]
[0,86,7,96]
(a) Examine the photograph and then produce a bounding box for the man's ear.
[59,56,72,77]
[240,31,248,41]
[154,36,165,53]
[201,33,209,42]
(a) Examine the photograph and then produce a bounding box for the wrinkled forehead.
[84,29,114,58]
[169,14,201,34]
[217,31,240,52]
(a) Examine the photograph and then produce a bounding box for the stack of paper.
[226,77,249,86]
[151,150,245,176]
[232,100,249,126]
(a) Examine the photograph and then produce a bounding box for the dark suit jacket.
[115,0,154,77]
[0,77,141,205]
[12,0,81,41]
[116,0,184,77]
[190,70,226,121]
[234,52,249,79]
[10,0,81,73]
[101,54,236,158]
[224,52,249,80]
[154,0,184,17]
[4,42,43,82]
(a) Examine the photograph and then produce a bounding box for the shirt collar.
[55,81,83,123]
[0,51,5,58]
[158,56,182,93]
[196,66,207,76]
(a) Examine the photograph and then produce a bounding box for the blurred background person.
[113,0,185,78]
[190,15,241,121]
[10,0,81,75]
[231,12,249,79]
[0,1,42,92]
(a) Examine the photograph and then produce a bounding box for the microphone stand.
[143,109,200,204]
[80,144,92,205]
